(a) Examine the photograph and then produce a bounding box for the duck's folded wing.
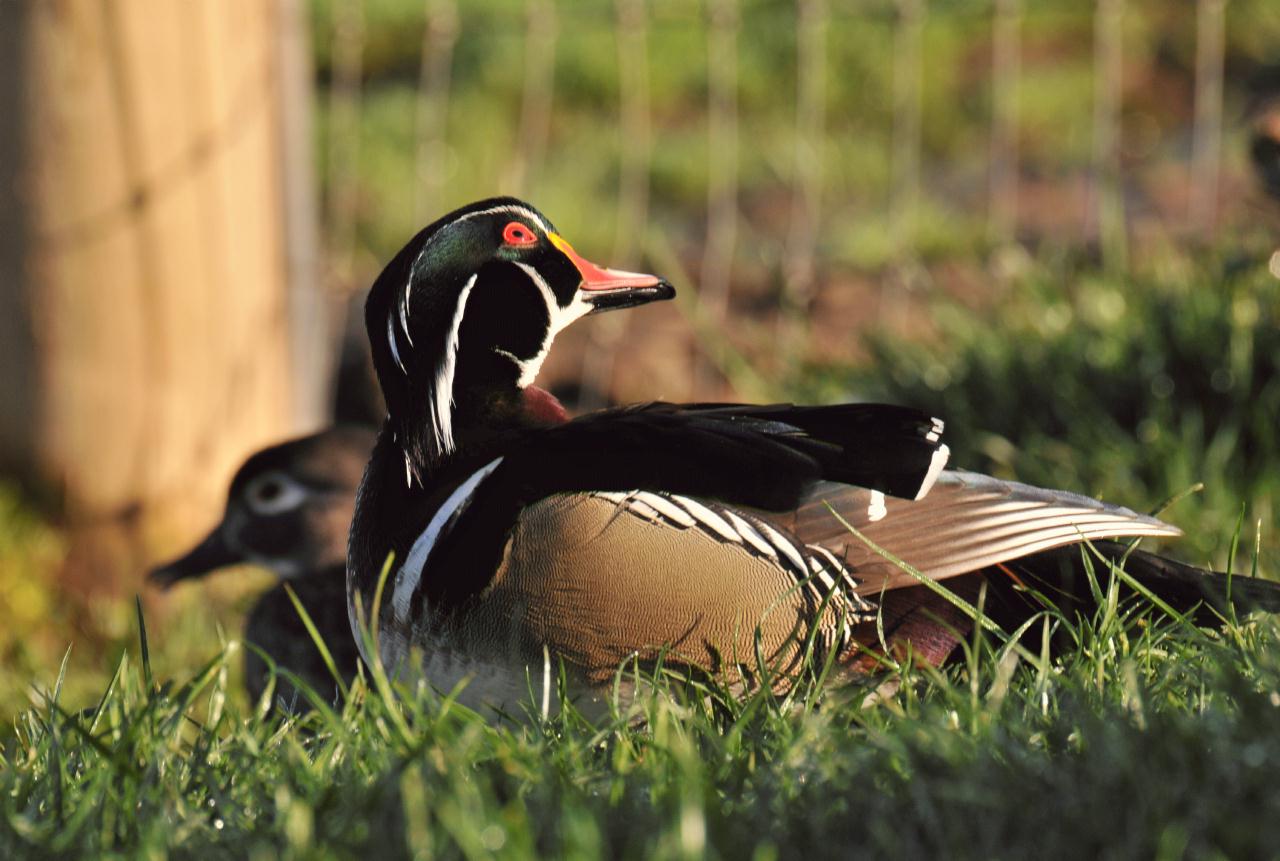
[624,402,950,500]
[767,470,1181,595]
[502,401,950,507]
[412,402,947,607]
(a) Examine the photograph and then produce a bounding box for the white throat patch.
[506,261,592,388]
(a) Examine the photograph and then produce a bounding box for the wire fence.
[316,0,1267,400]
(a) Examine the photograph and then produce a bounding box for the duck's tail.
[993,541,1280,626]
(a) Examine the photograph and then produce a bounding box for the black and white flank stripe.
[592,490,875,652]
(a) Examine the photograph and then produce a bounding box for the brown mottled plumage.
[150,427,373,708]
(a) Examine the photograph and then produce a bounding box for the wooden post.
[5,0,305,594]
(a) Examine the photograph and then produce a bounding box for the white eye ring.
[243,471,310,515]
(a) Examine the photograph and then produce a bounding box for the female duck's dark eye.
[254,480,282,503]
[502,221,538,246]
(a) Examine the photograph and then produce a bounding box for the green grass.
[8,178,1280,861]
[0,481,281,728]
[5,239,1279,860]
[5,541,1280,859]
[6,3,1280,853]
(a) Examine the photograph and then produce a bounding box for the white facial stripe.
[489,347,543,391]
[410,204,553,279]
[395,205,558,451]
[513,262,594,335]
[512,261,556,316]
[505,261,593,388]
[394,203,553,390]
[387,314,407,375]
[447,203,552,234]
[392,457,504,622]
[429,273,478,457]
[399,281,414,347]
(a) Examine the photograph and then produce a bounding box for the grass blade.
[283,582,350,702]
[135,596,154,693]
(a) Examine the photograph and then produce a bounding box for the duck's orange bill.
[547,232,664,291]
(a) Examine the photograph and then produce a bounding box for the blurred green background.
[3,0,1280,718]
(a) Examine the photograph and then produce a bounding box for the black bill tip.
[584,278,676,314]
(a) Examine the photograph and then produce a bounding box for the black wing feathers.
[562,402,947,501]
[495,401,947,511]
[421,402,946,607]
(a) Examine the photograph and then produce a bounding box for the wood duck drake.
[349,197,1280,714]
[151,426,374,708]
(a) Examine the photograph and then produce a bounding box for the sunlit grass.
[5,538,1280,858]
[5,229,1280,857]
[7,2,1280,851]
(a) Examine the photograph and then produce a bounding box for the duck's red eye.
[503,221,538,246]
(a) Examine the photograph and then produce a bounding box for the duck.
[151,426,374,709]
[348,196,1280,714]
